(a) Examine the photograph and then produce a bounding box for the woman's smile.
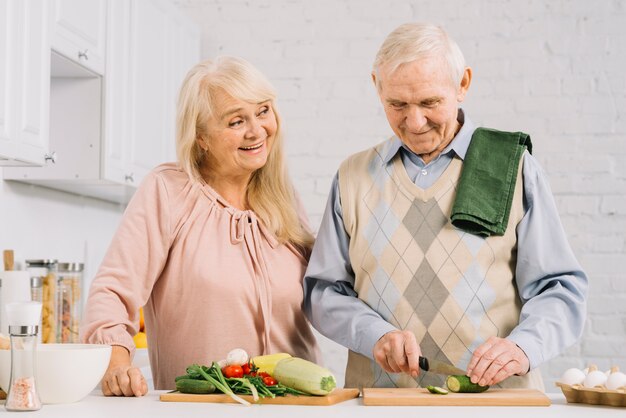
[239,140,265,152]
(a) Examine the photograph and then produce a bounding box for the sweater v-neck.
[391,153,462,202]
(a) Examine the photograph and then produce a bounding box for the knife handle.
[418,356,429,371]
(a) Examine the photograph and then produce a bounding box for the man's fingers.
[373,330,421,377]
[467,336,496,375]
[489,360,520,385]
[477,351,514,386]
[386,355,401,373]
[469,338,509,384]
[389,334,408,370]
[472,344,513,386]
[403,332,421,377]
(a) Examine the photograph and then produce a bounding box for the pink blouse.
[81,163,319,389]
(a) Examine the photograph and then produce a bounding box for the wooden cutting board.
[362,388,551,406]
[160,388,360,406]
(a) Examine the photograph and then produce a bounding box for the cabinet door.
[162,10,200,161]
[51,0,107,75]
[0,0,50,166]
[102,0,131,185]
[0,0,16,162]
[126,0,171,184]
[103,0,199,189]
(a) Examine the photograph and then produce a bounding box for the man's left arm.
[467,152,588,386]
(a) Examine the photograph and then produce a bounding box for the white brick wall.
[175,0,626,391]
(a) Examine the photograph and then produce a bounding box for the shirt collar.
[382,109,477,164]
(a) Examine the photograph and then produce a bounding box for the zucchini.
[175,378,216,394]
[445,375,489,393]
[426,385,449,395]
[272,357,336,395]
[251,353,292,375]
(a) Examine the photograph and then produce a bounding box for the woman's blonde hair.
[373,22,466,87]
[176,56,313,251]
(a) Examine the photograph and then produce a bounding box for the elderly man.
[303,22,587,390]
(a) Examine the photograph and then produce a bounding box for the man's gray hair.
[373,22,466,87]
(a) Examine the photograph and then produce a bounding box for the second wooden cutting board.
[362,388,551,406]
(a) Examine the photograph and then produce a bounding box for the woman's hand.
[373,330,421,378]
[102,345,148,397]
[467,336,530,386]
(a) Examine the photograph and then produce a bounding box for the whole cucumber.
[175,378,216,394]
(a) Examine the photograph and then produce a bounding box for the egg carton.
[556,382,626,407]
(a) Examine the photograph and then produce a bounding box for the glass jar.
[25,260,58,344]
[5,302,42,412]
[29,277,43,304]
[56,263,84,343]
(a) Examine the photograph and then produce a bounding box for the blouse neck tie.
[230,209,276,354]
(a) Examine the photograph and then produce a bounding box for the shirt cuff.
[83,326,137,360]
[357,320,397,360]
[507,330,543,370]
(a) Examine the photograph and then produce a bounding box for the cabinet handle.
[125,173,135,183]
[78,49,89,61]
[44,152,57,164]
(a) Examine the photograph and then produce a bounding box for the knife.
[418,356,466,376]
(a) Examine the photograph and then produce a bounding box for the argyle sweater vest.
[338,139,544,390]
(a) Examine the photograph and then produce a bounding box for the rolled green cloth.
[450,127,532,237]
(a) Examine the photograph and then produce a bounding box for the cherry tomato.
[258,371,271,378]
[262,376,277,386]
[242,363,251,375]
[222,365,244,378]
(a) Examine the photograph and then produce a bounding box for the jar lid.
[6,302,42,327]
[58,262,84,272]
[26,266,50,276]
[25,259,58,267]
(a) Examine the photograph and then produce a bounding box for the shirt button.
[421,169,428,176]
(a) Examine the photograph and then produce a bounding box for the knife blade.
[418,356,466,376]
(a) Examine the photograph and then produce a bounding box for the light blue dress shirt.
[303,111,588,370]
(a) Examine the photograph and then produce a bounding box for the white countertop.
[1,391,625,418]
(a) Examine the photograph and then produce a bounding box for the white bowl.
[0,343,111,404]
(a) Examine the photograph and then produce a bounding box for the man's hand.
[102,346,148,397]
[467,336,529,386]
[373,330,421,378]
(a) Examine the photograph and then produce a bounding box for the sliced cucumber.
[445,375,489,393]
[426,385,449,395]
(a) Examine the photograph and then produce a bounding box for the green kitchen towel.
[451,127,532,237]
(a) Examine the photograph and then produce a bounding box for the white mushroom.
[559,368,586,386]
[225,348,249,366]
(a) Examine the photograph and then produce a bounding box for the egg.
[583,370,608,388]
[606,371,626,390]
[559,368,586,386]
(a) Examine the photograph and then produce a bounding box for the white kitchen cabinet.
[4,0,200,203]
[104,0,200,189]
[103,0,200,191]
[51,0,107,75]
[0,0,51,166]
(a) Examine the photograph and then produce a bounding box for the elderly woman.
[81,57,319,396]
